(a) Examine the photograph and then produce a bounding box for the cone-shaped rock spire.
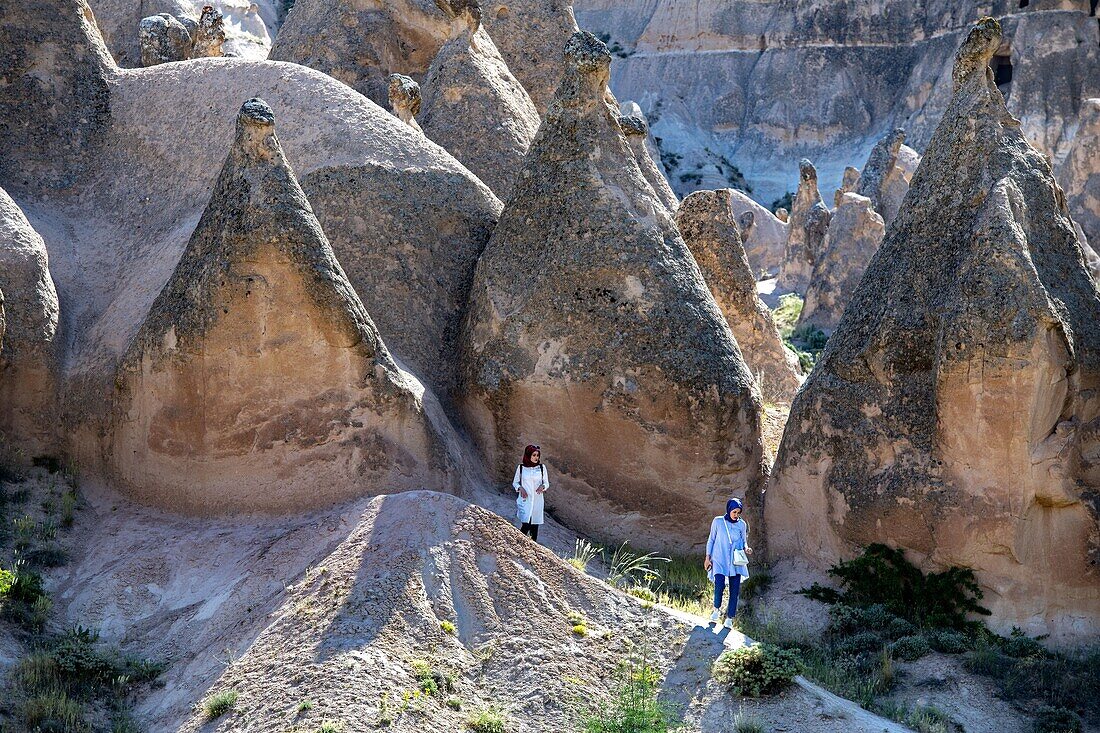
[618,112,679,215]
[676,190,802,400]
[776,158,830,294]
[460,32,765,552]
[110,99,452,514]
[766,18,1100,642]
[420,0,540,199]
[0,187,60,459]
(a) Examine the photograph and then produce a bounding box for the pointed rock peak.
[236,97,277,151]
[798,158,818,186]
[437,0,482,34]
[387,74,423,131]
[677,188,733,230]
[618,114,648,137]
[856,128,906,214]
[835,165,861,208]
[953,16,1001,91]
[557,31,612,106]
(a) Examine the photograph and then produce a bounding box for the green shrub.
[53,627,120,686]
[732,709,767,733]
[584,651,678,733]
[712,644,801,697]
[927,628,971,654]
[467,706,507,733]
[411,660,454,696]
[799,543,990,629]
[890,635,931,661]
[1033,705,1082,733]
[202,689,238,720]
[440,620,457,635]
[1004,628,1045,658]
[833,631,886,658]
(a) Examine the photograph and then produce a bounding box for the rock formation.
[618,112,679,214]
[269,0,451,107]
[420,0,541,200]
[1,0,500,469]
[387,73,424,133]
[797,192,884,334]
[775,207,789,223]
[481,0,580,114]
[676,190,802,400]
[856,127,912,227]
[460,32,765,552]
[727,189,787,277]
[776,159,830,294]
[0,188,60,460]
[191,4,226,58]
[109,99,450,513]
[1057,98,1100,257]
[573,1,1100,209]
[766,18,1100,643]
[139,12,192,66]
[834,166,860,208]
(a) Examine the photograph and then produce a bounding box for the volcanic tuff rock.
[776,159,830,295]
[0,0,500,472]
[619,112,679,215]
[138,12,192,66]
[726,189,786,276]
[676,190,802,400]
[797,192,884,334]
[573,1,1100,207]
[481,0,581,114]
[766,18,1100,643]
[388,73,424,133]
[856,127,913,227]
[420,0,541,200]
[834,166,860,209]
[269,0,451,106]
[107,99,450,513]
[1057,98,1100,257]
[460,31,765,552]
[190,4,225,58]
[0,188,60,460]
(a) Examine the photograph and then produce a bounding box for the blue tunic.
[706,516,749,581]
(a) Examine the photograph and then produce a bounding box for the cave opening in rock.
[1019,0,1029,7]
[991,53,1013,97]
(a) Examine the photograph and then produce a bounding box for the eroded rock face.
[775,207,789,223]
[420,0,540,199]
[856,127,913,227]
[387,73,424,132]
[110,99,450,513]
[725,190,786,276]
[618,112,679,214]
[481,0,580,113]
[766,18,1100,643]
[460,32,765,552]
[676,189,802,400]
[191,5,225,58]
[776,159,830,294]
[139,12,192,66]
[269,0,450,106]
[834,165,860,209]
[0,188,60,460]
[797,192,884,334]
[1057,98,1100,258]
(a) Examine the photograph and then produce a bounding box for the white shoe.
[710,609,721,622]
[723,618,735,630]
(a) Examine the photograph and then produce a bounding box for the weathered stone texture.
[776,159,830,295]
[1057,98,1100,264]
[388,73,424,133]
[460,32,765,552]
[676,189,802,400]
[110,99,451,513]
[0,188,60,460]
[420,0,541,199]
[797,192,884,334]
[766,18,1100,643]
[139,12,193,66]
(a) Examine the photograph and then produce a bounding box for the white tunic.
[513,464,550,524]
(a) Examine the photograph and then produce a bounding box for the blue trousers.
[714,574,742,617]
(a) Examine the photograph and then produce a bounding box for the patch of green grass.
[202,689,239,720]
[316,720,344,733]
[467,705,507,733]
[447,696,463,711]
[411,659,455,697]
[569,539,602,572]
[21,690,89,732]
[732,708,768,733]
[440,619,456,635]
[572,624,588,637]
[873,701,953,733]
[297,699,314,712]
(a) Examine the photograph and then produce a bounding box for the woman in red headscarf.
[513,444,550,542]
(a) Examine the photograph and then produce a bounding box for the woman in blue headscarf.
[704,498,753,629]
